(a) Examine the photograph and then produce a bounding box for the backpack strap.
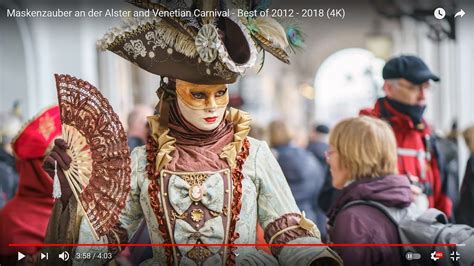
[341,200,402,228]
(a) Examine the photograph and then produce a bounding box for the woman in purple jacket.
[326,116,412,266]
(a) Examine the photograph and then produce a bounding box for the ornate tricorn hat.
[97,0,303,84]
[11,106,61,160]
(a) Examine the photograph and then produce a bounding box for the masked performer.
[0,106,61,265]
[42,1,342,265]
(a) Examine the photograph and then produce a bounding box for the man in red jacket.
[360,55,452,218]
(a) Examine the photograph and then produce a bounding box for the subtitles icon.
[59,251,70,261]
[431,251,444,261]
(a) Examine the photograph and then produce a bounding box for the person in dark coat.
[269,121,326,235]
[307,124,339,241]
[456,125,474,226]
[326,116,412,266]
[436,131,460,221]
[307,124,330,165]
[0,162,17,209]
[307,124,343,221]
[0,113,22,206]
[0,148,18,202]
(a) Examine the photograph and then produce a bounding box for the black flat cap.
[383,55,440,84]
[315,124,330,134]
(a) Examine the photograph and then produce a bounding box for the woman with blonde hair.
[456,125,474,226]
[326,116,412,266]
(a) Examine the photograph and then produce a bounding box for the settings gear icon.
[431,251,444,261]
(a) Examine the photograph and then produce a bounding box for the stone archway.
[313,48,385,126]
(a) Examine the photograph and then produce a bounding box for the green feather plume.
[286,25,305,53]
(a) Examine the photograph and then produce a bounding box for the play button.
[17,252,26,261]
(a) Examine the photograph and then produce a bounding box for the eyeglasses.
[325,149,336,160]
[396,80,431,92]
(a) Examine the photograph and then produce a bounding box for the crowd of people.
[263,56,474,264]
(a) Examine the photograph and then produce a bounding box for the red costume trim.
[263,213,314,256]
[227,137,250,265]
[146,135,174,265]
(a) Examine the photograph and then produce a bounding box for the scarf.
[386,97,426,125]
[166,101,234,171]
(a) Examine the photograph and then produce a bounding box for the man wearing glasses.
[360,55,452,218]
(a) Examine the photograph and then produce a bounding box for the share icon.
[455,9,466,18]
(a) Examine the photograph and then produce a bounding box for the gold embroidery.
[172,210,187,220]
[299,211,316,232]
[187,246,212,263]
[213,61,233,80]
[191,209,204,222]
[38,113,55,140]
[181,173,207,186]
[209,210,220,217]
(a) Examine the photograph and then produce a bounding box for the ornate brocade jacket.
[44,109,341,266]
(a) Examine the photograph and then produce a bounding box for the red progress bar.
[9,243,456,247]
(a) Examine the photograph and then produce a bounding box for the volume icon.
[59,251,70,261]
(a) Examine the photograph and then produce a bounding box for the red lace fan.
[55,74,131,240]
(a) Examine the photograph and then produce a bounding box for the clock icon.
[434,7,446,19]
